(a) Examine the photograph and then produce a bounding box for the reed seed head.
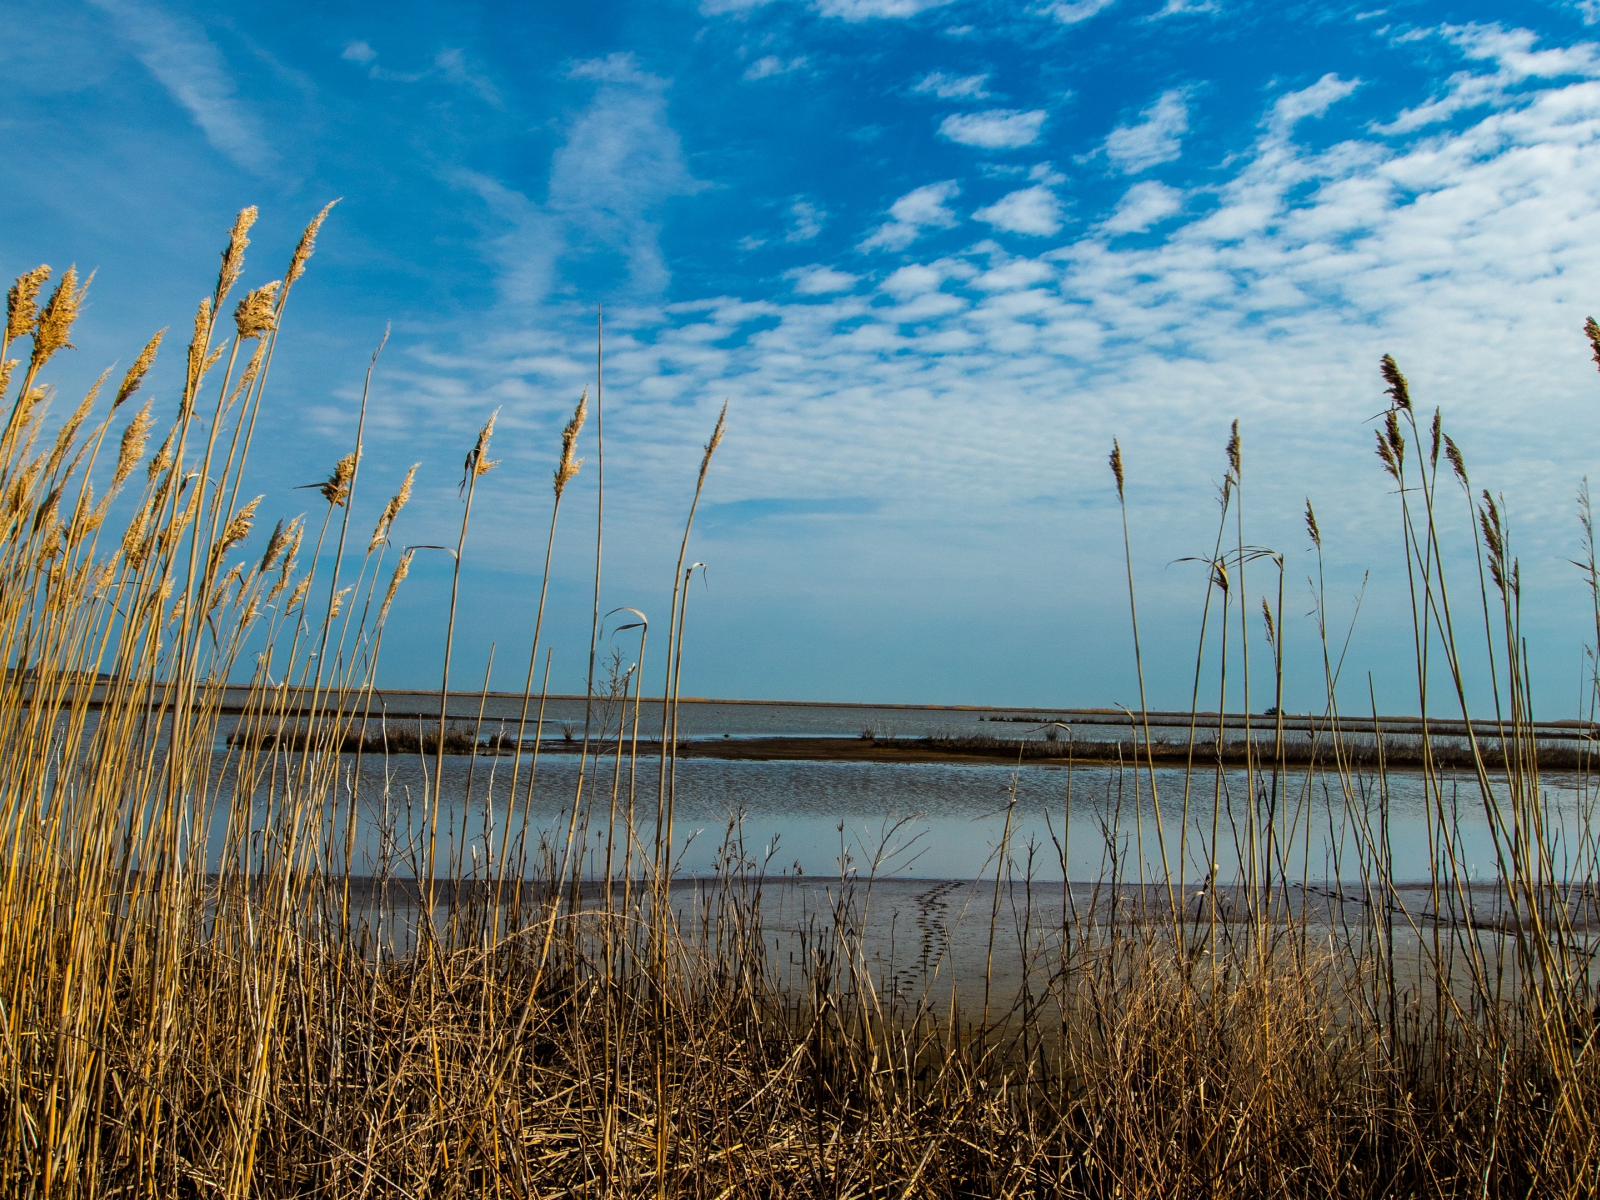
[121,504,151,570]
[1387,410,1405,466]
[379,548,414,622]
[219,496,261,555]
[462,409,500,492]
[1380,354,1411,410]
[114,329,164,410]
[329,585,353,620]
[92,556,119,595]
[213,207,257,316]
[12,385,45,437]
[4,462,40,523]
[697,401,728,490]
[286,576,312,612]
[32,486,61,537]
[1586,317,1600,373]
[1225,421,1241,480]
[1580,480,1595,559]
[554,392,587,498]
[148,428,176,482]
[1479,490,1507,593]
[267,520,305,600]
[231,340,266,402]
[185,297,214,399]
[1443,434,1467,488]
[1375,429,1399,482]
[1304,499,1320,548]
[7,266,50,342]
[1109,439,1125,502]
[48,381,102,479]
[369,463,418,553]
[233,282,280,341]
[320,452,358,507]
[0,359,16,401]
[30,267,90,375]
[259,519,288,573]
[1261,597,1276,647]
[285,200,338,288]
[210,563,246,616]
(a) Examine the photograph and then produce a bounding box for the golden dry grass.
[0,209,1597,1198]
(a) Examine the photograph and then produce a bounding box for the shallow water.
[209,738,1598,886]
[43,695,1597,886]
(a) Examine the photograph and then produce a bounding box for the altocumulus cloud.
[939,109,1048,148]
[787,265,859,294]
[814,0,954,16]
[1103,89,1189,172]
[395,27,1600,604]
[1102,181,1183,232]
[1046,0,1117,23]
[859,181,961,250]
[338,23,1600,711]
[974,185,1064,235]
[913,71,991,99]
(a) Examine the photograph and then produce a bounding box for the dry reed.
[0,211,1597,1199]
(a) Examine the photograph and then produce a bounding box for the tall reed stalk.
[3,212,1598,1199]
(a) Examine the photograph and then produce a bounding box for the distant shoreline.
[478,734,1586,771]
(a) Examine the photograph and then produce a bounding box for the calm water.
[55,690,1593,885]
[200,695,1599,884]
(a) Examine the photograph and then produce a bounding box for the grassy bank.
[2,211,1598,1197]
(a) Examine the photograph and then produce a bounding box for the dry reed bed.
[1,210,1598,1197]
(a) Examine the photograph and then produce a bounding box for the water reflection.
[207,744,1595,884]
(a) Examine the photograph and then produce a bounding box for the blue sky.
[6,0,1600,712]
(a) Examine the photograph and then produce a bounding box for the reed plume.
[6,264,49,341]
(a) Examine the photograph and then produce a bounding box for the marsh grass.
[1,211,1599,1197]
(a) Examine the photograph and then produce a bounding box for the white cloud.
[435,48,501,105]
[1104,89,1189,172]
[1580,1,1600,27]
[709,0,955,13]
[881,263,948,297]
[1268,73,1360,135]
[745,55,808,81]
[859,181,961,250]
[342,41,498,96]
[974,185,1065,235]
[88,0,275,174]
[815,0,954,16]
[786,200,825,242]
[569,52,648,83]
[379,26,1600,710]
[1379,26,1600,133]
[913,71,991,99]
[939,109,1048,149]
[458,55,700,304]
[889,181,963,225]
[972,259,1054,290]
[1046,0,1116,22]
[1101,180,1184,232]
[788,265,859,294]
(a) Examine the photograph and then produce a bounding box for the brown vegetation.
[0,209,1597,1198]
